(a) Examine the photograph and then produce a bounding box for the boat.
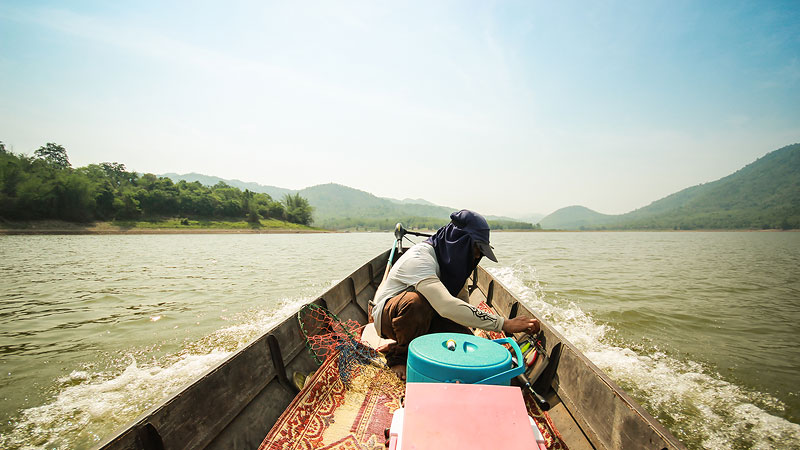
[94,245,687,450]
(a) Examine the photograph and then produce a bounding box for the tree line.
[0,142,314,225]
[315,215,536,231]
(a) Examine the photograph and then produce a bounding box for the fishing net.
[297,303,391,388]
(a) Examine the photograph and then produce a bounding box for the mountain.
[161,172,293,200]
[386,198,438,206]
[539,206,615,230]
[539,143,800,230]
[514,213,546,224]
[160,175,534,230]
[296,183,453,228]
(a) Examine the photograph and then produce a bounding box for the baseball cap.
[475,240,497,262]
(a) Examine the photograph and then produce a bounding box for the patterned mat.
[258,351,404,450]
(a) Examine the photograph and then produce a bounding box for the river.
[1,232,798,449]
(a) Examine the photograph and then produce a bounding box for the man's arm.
[416,276,505,332]
[416,276,541,334]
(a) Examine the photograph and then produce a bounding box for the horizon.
[2,1,798,217]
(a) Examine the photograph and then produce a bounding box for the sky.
[1,1,799,218]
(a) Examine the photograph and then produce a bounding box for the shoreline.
[1,221,794,235]
[0,220,333,235]
[0,228,334,235]
[2,228,794,235]
[494,228,797,232]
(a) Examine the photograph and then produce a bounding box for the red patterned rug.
[258,351,404,450]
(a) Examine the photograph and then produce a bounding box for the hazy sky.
[1,1,798,217]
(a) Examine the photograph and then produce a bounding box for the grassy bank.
[0,219,327,234]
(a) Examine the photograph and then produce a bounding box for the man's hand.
[502,316,540,334]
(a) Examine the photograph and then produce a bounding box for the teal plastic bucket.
[406,333,523,385]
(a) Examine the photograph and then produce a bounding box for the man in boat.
[372,209,540,380]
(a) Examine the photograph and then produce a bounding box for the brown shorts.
[379,289,470,366]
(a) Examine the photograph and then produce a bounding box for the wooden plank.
[488,285,516,318]
[350,257,372,293]
[206,380,296,450]
[207,347,318,450]
[319,279,352,316]
[546,399,596,450]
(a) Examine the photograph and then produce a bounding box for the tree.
[34,143,71,169]
[242,190,261,223]
[99,162,136,187]
[283,193,313,225]
[116,189,142,219]
[254,193,284,219]
[55,172,95,221]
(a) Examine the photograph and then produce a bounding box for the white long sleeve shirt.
[371,242,504,337]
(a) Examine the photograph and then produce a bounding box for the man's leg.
[380,290,436,374]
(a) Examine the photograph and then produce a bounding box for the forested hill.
[0,143,314,226]
[539,206,615,229]
[296,183,455,229]
[164,174,534,230]
[161,172,293,200]
[296,183,534,230]
[540,143,800,230]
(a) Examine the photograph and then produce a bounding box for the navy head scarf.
[425,210,494,296]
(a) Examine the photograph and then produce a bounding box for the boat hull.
[94,249,686,450]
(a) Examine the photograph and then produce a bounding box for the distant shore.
[1,220,793,235]
[0,229,332,235]
[494,228,797,232]
[0,220,332,235]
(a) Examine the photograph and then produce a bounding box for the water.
[1,232,798,449]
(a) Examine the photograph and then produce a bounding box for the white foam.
[1,295,312,450]
[489,264,800,449]
[2,351,233,449]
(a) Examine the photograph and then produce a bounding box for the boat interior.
[95,249,685,450]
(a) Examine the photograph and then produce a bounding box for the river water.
[0,232,798,449]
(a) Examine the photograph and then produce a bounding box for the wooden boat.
[94,248,687,450]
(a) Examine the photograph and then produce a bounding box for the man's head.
[450,210,497,262]
[425,209,497,296]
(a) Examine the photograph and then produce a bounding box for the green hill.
[539,205,616,230]
[297,183,454,228]
[161,172,293,200]
[540,143,800,230]
[296,183,533,230]
[161,176,533,230]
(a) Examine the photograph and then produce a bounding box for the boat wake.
[488,265,800,450]
[0,296,312,450]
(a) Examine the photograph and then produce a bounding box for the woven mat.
[258,351,404,450]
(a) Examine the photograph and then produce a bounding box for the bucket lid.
[408,333,511,374]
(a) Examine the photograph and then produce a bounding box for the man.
[371,210,540,379]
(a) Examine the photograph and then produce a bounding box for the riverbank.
[0,219,330,235]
